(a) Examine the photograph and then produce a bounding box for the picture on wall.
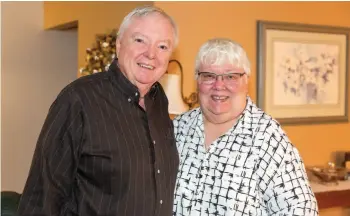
[257,20,349,124]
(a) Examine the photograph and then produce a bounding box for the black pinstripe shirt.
[17,59,179,216]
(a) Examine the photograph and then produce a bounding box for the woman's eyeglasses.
[196,71,245,85]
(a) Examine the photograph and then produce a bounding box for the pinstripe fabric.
[17,59,179,216]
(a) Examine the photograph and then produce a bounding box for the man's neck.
[137,85,151,98]
[139,98,146,110]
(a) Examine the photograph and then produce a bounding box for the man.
[18,5,179,216]
[173,38,319,216]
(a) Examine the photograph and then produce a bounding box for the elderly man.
[18,5,179,216]
[173,38,319,216]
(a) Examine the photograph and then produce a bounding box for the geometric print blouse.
[172,97,319,216]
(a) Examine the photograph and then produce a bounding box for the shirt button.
[153,140,156,145]
[135,92,138,96]
[160,200,163,204]
[127,98,131,102]
[157,169,160,174]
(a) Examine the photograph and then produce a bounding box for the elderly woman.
[173,38,318,216]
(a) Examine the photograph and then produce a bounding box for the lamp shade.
[159,74,189,115]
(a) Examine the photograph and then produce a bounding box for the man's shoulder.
[59,72,109,97]
[70,71,109,90]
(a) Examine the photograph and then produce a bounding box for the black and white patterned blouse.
[173,97,318,216]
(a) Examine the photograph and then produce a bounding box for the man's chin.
[134,79,156,91]
[136,78,156,85]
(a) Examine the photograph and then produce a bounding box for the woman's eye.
[227,75,234,80]
[204,74,215,79]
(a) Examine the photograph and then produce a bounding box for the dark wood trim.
[315,189,350,209]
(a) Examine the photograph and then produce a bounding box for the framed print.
[257,20,349,124]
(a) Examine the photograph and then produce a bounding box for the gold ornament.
[80,29,118,76]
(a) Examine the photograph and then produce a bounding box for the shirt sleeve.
[17,88,84,216]
[262,128,319,216]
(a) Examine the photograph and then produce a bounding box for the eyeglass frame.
[196,71,246,85]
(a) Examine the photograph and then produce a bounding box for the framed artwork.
[257,20,349,124]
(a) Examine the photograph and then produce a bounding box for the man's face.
[116,13,175,90]
[197,63,248,117]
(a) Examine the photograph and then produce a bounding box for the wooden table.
[311,181,350,209]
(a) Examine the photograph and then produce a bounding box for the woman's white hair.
[117,5,179,47]
[195,38,251,76]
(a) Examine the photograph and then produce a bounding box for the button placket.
[151,138,162,207]
[196,160,208,196]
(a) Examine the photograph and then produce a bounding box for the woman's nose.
[212,76,225,89]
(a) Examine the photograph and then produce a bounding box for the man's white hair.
[117,5,179,47]
[195,38,251,76]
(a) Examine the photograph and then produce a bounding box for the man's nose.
[145,45,156,59]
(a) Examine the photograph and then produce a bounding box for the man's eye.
[134,38,144,43]
[159,45,168,50]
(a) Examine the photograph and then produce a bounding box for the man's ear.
[116,38,121,58]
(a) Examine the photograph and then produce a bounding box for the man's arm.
[263,130,319,216]
[17,88,84,216]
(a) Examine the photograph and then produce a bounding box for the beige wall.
[1,1,78,193]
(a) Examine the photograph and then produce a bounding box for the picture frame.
[257,20,349,124]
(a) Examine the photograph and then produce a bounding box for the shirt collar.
[233,96,258,135]
[107,58,159,102]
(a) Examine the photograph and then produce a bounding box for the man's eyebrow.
[131,32,173,46]
[131,32,147,38]
[159,39,172,45]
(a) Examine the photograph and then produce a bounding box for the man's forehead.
[126,14,175,41]
[129,13,171,28]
